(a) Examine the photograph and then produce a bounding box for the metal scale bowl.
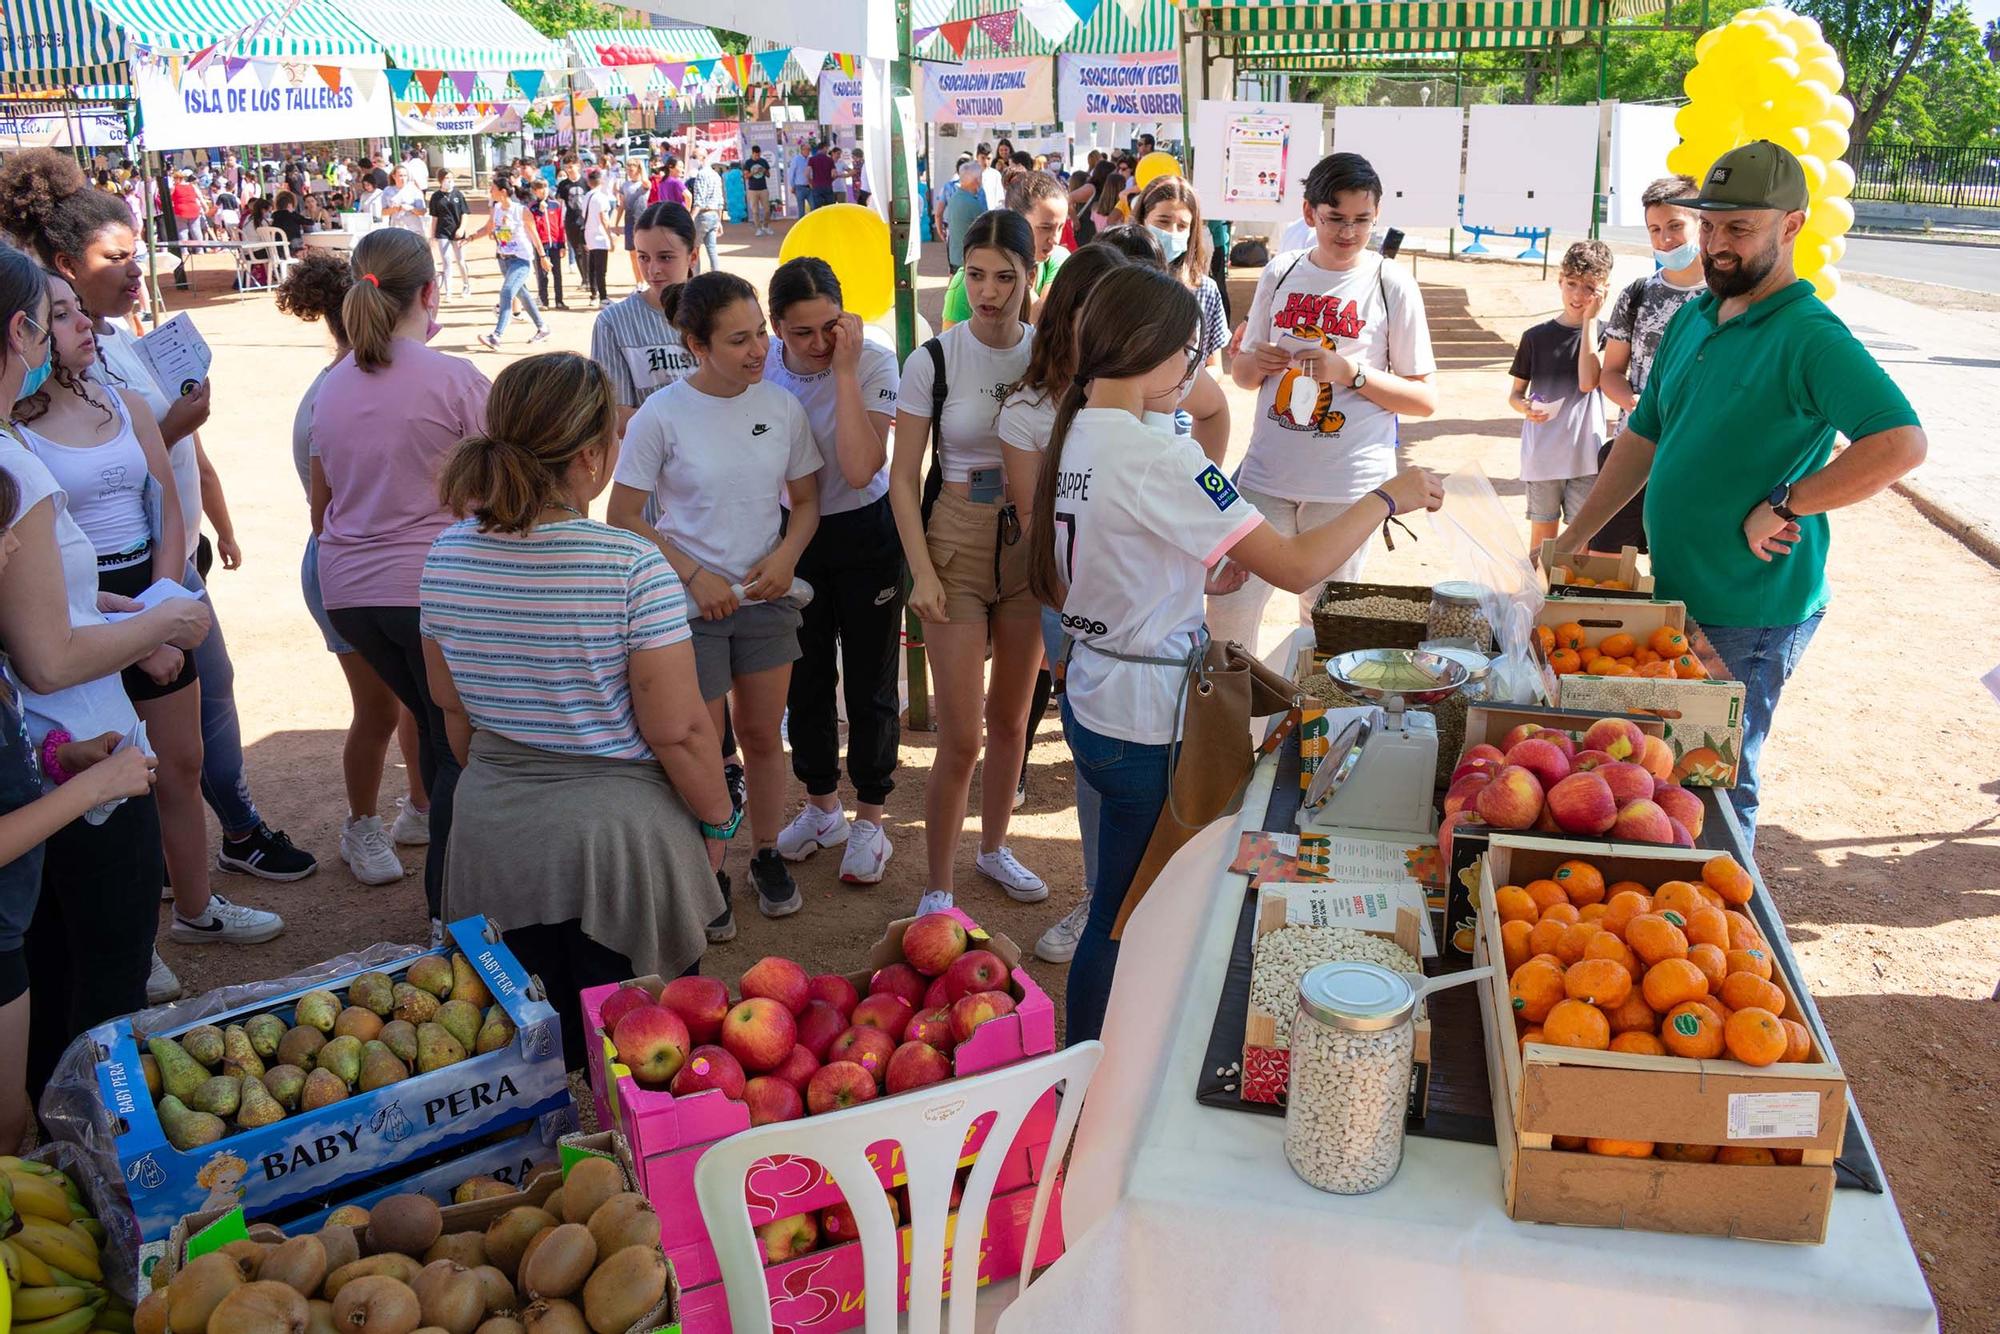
[1300,649,1470,836]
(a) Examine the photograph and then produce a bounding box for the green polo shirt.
[1630,280,1918,629]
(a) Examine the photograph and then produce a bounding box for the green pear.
[149,1036,210,1102]
[262,1065,308,1111]
[392,983,439,1026]
[244,1013,288,1060]
[317,1035,364,1087]
[450,953,493,1009]
[415,1022,467,1074]
[236,1073,287,1127]
[347,971,396,1018]
[294,989,341,1033]
[157,1095,227,1151]
[379,1020,419,1066]
[300,1068,348,1110]
[278,1025,326,1070]
[357,1041,408,1092]
[435,999,481,1054]
[222,1025,265,1080]
[474,1007,516,1056]
[189,1075,242,1118]
[406,955,454,1000]
[181,1025,226,1068]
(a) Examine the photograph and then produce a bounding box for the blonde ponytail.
[341,228,434,372]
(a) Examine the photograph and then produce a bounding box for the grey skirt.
[442,729,722,981]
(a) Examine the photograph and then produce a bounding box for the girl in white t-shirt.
[1209,152,1440,659]
[889,210,1044,917]
[467,176,549,349]
[1031,264,1445,1043]
[608,272,823,929]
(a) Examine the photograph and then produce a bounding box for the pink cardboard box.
[675,1177,1067,1334]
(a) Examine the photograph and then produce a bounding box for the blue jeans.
[1699,609,1825,847]
[493,256,543,337]
[1038,608,1099,893]
[695,210,721,272]
[1060,697,1172,1044]
[183,562,260,837]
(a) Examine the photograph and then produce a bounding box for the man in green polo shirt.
[1550,141,1927,843]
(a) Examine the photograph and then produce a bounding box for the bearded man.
[1549,140,1927,845]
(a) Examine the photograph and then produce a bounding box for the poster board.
[1331,105,1462,229]
[920,56,1055,124]
[1191,98,1321,223]
[1057,51,1182,123]
[1608,102,1679,228]
[1462,104,1598,234]
[0,112,127,149]
[136,60,387,151]
[818,71,864,125]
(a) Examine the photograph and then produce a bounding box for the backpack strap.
[919,335,947,529]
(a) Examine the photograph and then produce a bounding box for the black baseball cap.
[1687,140,1810,213]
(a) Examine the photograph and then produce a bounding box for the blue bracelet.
[1370,487,1398,517]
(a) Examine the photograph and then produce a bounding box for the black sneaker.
[705,869,736,943]
[751,849,802,919]
[724,761,747,814]
[215,824,318,881]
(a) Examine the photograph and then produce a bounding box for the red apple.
[613,1005,690,1088]
[1582,717,1646,763]
[1532,802,1562,833]
[1636,734,1676,782]
[806,974,860,1017]
[868,963,928,1010]
[1503,737,1571,791]
[597,985,655,1036]
[922,975,951,1010]
[1612,798,1675,845]
[850,993,915,1039]
[1473,765,1544,830]
[743,1075,805,1126]
[1571,749,1613,772]
[1531,729,1577,759]
[949,990,1017,1044]
[659,976,730,1045]
[827,1025,896,1083]
[756,1212,818,1263]
[1443,774,1490,819]
[820,1192,901,1245]
[1667,816,1696,848]
[669,1044,745,1099]
[899,912,970,977]
[721,997,799,1073]
[1653,784,1705,839]
[739,957,811,1015]
[1463,742,1506,767]
[1439,810,1482,864]
[1597,761,1656,808]
[806,1061,879,1114]
[771,1043,822,1094]
[884,1041,953,1094]
[1500,723,1543,752]
[904,1006,956,1054]
[942,949,1008,1003]
[795,1000,849,1061]
[1545,772,1618,836]
[1448,757,1500,787]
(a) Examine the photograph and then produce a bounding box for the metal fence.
[1850,142,2000,209]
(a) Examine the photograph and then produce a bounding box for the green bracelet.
[701,808,741,841]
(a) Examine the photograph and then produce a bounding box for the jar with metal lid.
[1283,961,1416,1194]
[1427,581,1493,652]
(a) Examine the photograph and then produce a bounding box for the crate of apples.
[1444,715,1706,850]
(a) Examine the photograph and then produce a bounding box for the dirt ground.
[143,218,1996,1330]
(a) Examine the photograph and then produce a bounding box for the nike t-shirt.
[763,339,900,516]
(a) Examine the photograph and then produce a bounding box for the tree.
[1871,2,2000,144]
[503,0,622,40]
[1794,0,1935,144]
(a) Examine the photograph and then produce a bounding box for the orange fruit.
[1625,913,1689,966]
[1725,1007,1788,1066]
[1684,906,1730,950]
[1553,859,1606,906]
[1542,999,1611,1050]
[1509,959,1567,1023]
[1716,1146,1778,1166]
[1703,855,1755,906]
[1598,632,1637,659]
[1495,885,1539,924]
[1724,911,1766,952]
[1673,652,1708,679]
[1549,648,1583,675]
[1719,971,1785,1014]
[1571,576,1597,587]
[1530,952,1564,971]
[1660,1001,1724,1058]
[1527,916,1571,962]
[1597,579,1631,591]
[1552,1133,1586,1150]
[1609,663,1637,676]
[1652,881,1706,923]
[1725,947,1773,981]
[1648,626,1689,657]
[1687,943,1729,989]
[1519,1026,1545,1049]
[1780,1018,1813,1063]
[1585,1137,1655,1158]
[1601,890,1651,938]
[1642,957,1709,1012]
[1578,903,1609,924]
[1637,660,1677,678]
[1606,990,1658,1035]
[1584,931,1638,974]
[1634,646,1661,666]
[1539,902,1581,927]
[1553,621,1587,651]
[1657,1142,1719,1163]
[1500,918,1536,974]
[1688,993,1732,1028]
[1773,1148,1806,1166]
[1586,655,1619,675]
[1610,1031,1666,1056]
[1553,921,1602,965]
[1525,879,1569,914]
[1565,957,1633,1008]
[1536,624,1556,654]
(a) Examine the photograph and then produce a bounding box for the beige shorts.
[925,488,1038,625]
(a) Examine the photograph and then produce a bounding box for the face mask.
[1148,225,1189,262]
[1653,239,1699,270]
[16,329,51,398]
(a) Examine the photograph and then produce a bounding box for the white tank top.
[20,390,153,557]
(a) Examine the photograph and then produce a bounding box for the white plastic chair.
[693,1040,1102,1334]
[235,228,294,292]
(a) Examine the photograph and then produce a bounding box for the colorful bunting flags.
[686,57,717,84]
[753,48,792,84]
[512,68,543,100]
[414,68,442,99]
[835,53,856,77]
[937,20,974,55]
[386,67,414,99]
[1020,0,1082,44]
[791,47,828,78]
[974,11,1018,47]
[314,64,343,92]
[722,53,752,88]
[448,69,475,99]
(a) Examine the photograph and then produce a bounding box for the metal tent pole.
[891,0,930,731]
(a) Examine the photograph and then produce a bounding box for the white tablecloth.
[1002,754,1938,1334]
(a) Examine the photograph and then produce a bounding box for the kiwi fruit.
[518,1224,595,1301]
[248,1223,290,1244]
[483,1206,557,1279]
[581,1245,667,1334]
[514,1228,553,1289]
[318,1225,363,1274]
[325,1253,423,1299]
[133,1290,169,1334]
[307,1299,341,1334]
[519,1299,589,1334]
[469,1265,517,1317]
[411,1258,462,1305]
[327,1204,372,1228]
[556,1158,622,1227]
[475,1320,526,1334]
[368,1193,444,1257]
[219,1238,271,1276]
[332,1274,423,1334]
[583,1195,658,1259]
[261,1234,330,1296]
[210,1279,310,1334]
[540,1188,565,1222]
[168,1249,247,1333]
[424,1232,487,1268]
[420,1267,489,1334]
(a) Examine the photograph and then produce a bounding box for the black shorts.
[100,552,197,700]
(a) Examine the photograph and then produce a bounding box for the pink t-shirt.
[313,338,490,609]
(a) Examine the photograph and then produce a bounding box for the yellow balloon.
[1753,56,1802,100]
[1694,28,1723,59]
[1824,233,1847,265]
[1798,55,1845,89]
[1666,142,1709,178]
[1803,196,1854,237]
[1795,238,1833,273]
[1795,153,1827,198]
[1810,266,1840,302]
[1683,63,1726,105]
[1779,12,1823,46]
[1823,157,1856,198]
[1134,151,1182,189]
[1827,94,1855,128]
[1774,80,1833,125]
[1806,120,1850,163]
[778,203,894,322]
[1767,124,1812,156]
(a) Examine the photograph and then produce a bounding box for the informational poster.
[1191,99,1321,222]
[919,56,1054,124]
[136,59,388,151]
[136,314,211,398]
[818,71,864,126]
[0,112,127,149]
[1056,50,1181,122]
[1221,112,1290,207]
[1331,105,1463,229]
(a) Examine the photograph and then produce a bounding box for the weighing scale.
[1299,649,1470,837]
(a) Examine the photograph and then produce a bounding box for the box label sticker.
[1727,1090,1820,1140]
[1276,885,1398,928]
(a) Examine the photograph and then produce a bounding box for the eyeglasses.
[1316,216,1375,236]
[18,314,49,346]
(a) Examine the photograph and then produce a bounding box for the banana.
[5,1168,79,1222]
[93,1308,135,1334]
[74,1217,106,1244]
[0,1155,53,1174]
[12,1285,100,1320]
[14,1305,106,1334]
[4,1234,60,1287]
[14,1215,105,1282]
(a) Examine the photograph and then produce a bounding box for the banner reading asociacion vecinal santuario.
[919,56,1053,124]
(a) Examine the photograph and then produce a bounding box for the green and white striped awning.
[933,0,1180,61]
[1191,0,1663,54]
[325,0,561,72]
[1,0,380,94]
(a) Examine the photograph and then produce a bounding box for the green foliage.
[1792,0,1935,141]
[1868,2,2000,145]
[503,0,624,40]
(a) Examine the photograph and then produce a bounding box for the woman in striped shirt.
[420,353,733,1065]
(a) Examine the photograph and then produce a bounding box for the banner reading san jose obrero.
[1057,51,1181,122]
[817,72,864,125]
[920,56,1053,123]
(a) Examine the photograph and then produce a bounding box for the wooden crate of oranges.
[1537,540,1655,600]
[1473,835,1846,1243]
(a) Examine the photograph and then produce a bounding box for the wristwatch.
[1349,366,1369,391]
[1767,482,1796,522]
[700,808,742,841]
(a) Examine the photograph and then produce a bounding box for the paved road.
[1602,226,2000,293]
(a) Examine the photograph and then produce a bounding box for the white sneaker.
[169,894,285,945]
[1035,902,1090,964]
[147,950,183,1004]
[840,821,891,886]
[341,815,406,885]
[776,804,848,862]
[391,798,430,846]
[1013,772,1027,810]
[429,917,445,948]
[976,846,1048,903]
[915,889,955,917]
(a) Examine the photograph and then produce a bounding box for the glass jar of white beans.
[1284,962,1417,1195]
[1427,581,1493,651]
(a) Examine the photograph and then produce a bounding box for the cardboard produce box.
[1538,541,1655,599]
[1473,835,1845,1243]
[1532,596,1746,788]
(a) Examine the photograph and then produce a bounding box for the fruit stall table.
[997,745,1938,1334]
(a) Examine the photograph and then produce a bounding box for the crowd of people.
[0,126,1927,1147]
